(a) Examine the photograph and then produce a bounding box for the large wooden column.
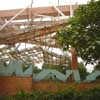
[70,48,78,70]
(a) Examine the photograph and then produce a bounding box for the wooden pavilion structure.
[0,4,78,69]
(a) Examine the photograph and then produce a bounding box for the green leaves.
[56,0,100,65]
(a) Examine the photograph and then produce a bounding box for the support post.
[70,0,74,17]
[53,6,65,17]
[71,48,78,70]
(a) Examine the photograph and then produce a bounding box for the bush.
[1,86,100,100]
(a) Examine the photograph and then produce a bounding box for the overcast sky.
[0,0,90,10]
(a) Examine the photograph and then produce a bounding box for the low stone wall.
[0,76,32,95]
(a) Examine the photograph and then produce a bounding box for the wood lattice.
[0,4,78,67]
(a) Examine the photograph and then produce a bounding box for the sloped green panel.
[51,70,67,82]
[84,70,100,82]
[65,70,72,80]
[0,60,33,77]
[34,69,51,81]
[73,70,81,82]
[14,60,23,76]
[0,61,15,76]
[11,60,33,77]
[34,69,72,82]
[0,62,5,68]
[22,65,33,77]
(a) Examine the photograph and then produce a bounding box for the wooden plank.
[0,21,68,45]
[0,5,78,20]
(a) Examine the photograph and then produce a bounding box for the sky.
[0,0,90,10]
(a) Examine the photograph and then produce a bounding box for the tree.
[56,0,100,65]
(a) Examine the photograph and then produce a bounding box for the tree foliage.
[57,0,100,65]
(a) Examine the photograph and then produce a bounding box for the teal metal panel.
[0,60,33,77]
[73,70,81,82]
[14,60,23,76]
[34,69,73,82]
[12,60,33,77]
[84,70,100,82]
[51,70,67,82]
[23,65,33,77]
[0,62,5,68]
[65,70,72,80]
[0,60,15,76]
[34,69,51,81]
